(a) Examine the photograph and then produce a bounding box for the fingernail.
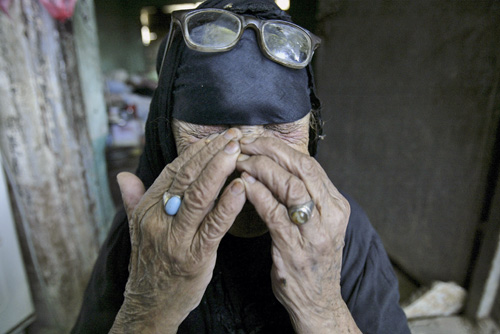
[116,173,125,189]
[205,133,219,143]
[224,128,236,140]
[230,179,245,195]
[237,154,250,162]
[242,172,256,184]
[224,140,239,154]
[240,136,257,144]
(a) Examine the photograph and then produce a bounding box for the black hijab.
[136,0,322,190]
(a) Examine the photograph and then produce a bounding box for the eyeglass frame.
[158,8,321,76]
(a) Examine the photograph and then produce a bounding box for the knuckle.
[183,187,207,212]
[297,155,317,177]
[338,197,351,220]
[285,175,307,202]
[208,152,235,177]
[327,194,350,220]
[264,201,285,223]
[176,165,199,186]
[252,154,270,166]
[204,136,230,156]
[212,198,234,221]
[332,234,346,253]
[203,218,225,240]
[200,216,226,246]
[166,161,180,175]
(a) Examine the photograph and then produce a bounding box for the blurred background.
[0,0,499,333]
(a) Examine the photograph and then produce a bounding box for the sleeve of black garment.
[340,193,411,334]
[71,208,131,334]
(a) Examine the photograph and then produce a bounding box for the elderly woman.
[73,0,410,333]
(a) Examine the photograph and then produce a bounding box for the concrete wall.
[315,0,500,285]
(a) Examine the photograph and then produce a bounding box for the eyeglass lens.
[262,23,310,64]
[187,11,241,48]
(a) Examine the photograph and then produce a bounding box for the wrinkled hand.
[110,129,246,333]
[237,137,361,334]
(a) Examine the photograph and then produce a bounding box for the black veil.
[137,0,322,190]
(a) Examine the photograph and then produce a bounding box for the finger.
[168,128,242,195]
[240,172,299,245]
[236,154,311,208]
[193,178,246,255]
[173,139,241,234]
[240,137,344,204]
[136,129,241,213]
[141,134,214,206]
[240,137,326,187]
[117,172,146,219]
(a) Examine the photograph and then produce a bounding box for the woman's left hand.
[236,137,361,334]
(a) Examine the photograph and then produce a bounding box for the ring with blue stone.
[163,192,182,216]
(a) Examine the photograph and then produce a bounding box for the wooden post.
[0,0,114,331]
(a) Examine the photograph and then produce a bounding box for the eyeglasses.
[159,8,321,75]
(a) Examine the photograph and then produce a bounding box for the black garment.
[72,194,410,334]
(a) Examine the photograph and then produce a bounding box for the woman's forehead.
[172,113,310,131]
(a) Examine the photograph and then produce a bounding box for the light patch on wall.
[163,0,290,14]
[275,0,290,11]
[140,7,158,46]
[163,2,203,14]
[141,26,157,46]
[140,11,149,26]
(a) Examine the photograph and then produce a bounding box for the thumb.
[117,172,145,219]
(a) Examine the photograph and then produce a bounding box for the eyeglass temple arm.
[158,18,176,79]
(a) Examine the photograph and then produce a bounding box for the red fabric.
[39,0,77,21]
[0,0,12,16]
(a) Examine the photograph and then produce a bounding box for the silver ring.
[163,192,182,216]
[288,200,314,225]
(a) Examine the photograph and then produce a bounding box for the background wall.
[94,0,176,75]
[94,0,147,74]
[314,0,500,286]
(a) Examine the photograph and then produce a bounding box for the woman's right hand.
[110,128,246,334]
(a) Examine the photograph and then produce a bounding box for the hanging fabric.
[0,0,12,16]
[39,0,78,21]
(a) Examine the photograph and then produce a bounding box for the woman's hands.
[109,126,360,333]
[237,136,361,334]
[110,129,246,333]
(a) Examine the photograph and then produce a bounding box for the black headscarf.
[136,0,322,190]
